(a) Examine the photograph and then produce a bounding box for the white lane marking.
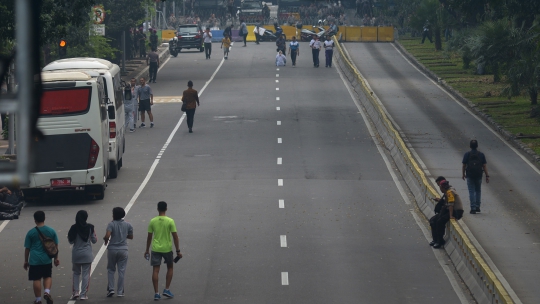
[391,43,540,176]
[277,157,282,165]
[276,80,279,83]
[276,74,279,77]
[277,68,280,71]
[0,220,10,234]
[278,138,282,143]
[280,235,287,247]
[337,51,466,302]
[410,211,470,303]
[276,107,281,111]
[276,88,279,90]
[278,179,283,186]
[281,272,289,285]
[276,97,280,100]
[279,199,285,208]
[66,53,225,304]
[277,121,281,125]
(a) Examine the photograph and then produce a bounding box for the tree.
[409,0,443,50]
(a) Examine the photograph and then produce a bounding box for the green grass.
[399,36,540,155]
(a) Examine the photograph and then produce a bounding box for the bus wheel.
[109,160,118,178]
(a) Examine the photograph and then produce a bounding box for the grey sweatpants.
[107,249,128,294]
[72,263,91,296]
[125,105,136,130]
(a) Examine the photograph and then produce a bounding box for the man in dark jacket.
[462,140,489,214]
[182,80,200,133]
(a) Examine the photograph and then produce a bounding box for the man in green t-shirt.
[145,201,181,300]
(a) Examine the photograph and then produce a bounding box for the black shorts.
[150,251,173,266]
[139,99,152,112]
[28,263,52,281]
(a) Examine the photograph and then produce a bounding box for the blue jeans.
[466,177,482,209]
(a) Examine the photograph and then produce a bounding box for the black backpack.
[466,150,483,179]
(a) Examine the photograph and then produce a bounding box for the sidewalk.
[122,44,170,80]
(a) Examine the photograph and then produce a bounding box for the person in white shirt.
[254,25,265,44]
[276,50,287,66]
[203,27,213,59]
[323,36,334,68]
[309,35,322,67]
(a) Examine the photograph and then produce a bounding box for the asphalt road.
[343,42,540,303]
[0,43,466,303]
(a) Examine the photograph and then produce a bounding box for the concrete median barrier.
[332,36,514,304]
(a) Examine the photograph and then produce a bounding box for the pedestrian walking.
[288,36,299,67]
[432,180,464,249]
[276,50,287,66]
[67,210,97,300]
[309,35,322,67]
[421,20,433,44]
[125,78,138,132]
[323,35,334,67]
[203,27,213,59]
[24,211,60,304]
[240,19,248,47]
[144,201,182,300]
[254,25,264,44]
[137,77,154,128]
[182,80,200,133]
[147,49,160,83]
[276,34,286,53]
[462,140,489,214]
[103,207,133,298]
[221,33,231,59]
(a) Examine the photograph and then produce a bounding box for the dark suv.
[169,24,204,57]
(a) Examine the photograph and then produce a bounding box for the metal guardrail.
[332,36,514,304]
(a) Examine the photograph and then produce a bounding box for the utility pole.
[6,62,15,155]
[121,31,126,73]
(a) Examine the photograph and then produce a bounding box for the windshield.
[40,87,91,116]
[243,2,261,9]
[178,26,199,34]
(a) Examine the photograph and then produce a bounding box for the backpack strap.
[35,226,46,240]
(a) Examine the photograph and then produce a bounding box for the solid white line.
[278,179,283,186]
[281,272,289,285]
[66,52,224,304]
[280,235,287,247]
[276,107,280,111]
[337,49,465,303]
[278,138,282,143]
[279,199,285,208]
[276,97,280,100]
[277,157,282,165]
[277,121,281,125]
[0,220,10,234]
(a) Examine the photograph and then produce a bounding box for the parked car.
[169,24,204,56]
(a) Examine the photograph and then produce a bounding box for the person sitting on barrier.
[432,179,464,249]
[429,176,447,247]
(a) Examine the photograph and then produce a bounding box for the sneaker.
[154,293,161,300]
[44,293,53,304]
[476,207,481,213]
[79,295,88,300]
[150,122,154,128]
[470,209,477,214]
[129,129,134,133]
[162,289,174,298]
[139,123,146,128]
[70,292,80,300]
[107,290,115,297]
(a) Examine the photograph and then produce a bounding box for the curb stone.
[393,40,540,164]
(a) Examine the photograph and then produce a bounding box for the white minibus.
[23,71,109,200]
[43,58,126,178]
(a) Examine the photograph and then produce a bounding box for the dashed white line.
[278,179,283,186]
[279,199,285,208]
[276,107,281,111]
[276,97,280,100]
[281,272,289,285]
[276,80,279,83]
[276,68,280,71]
[276,74,279,77]
[277,121,281,125]
[276,88,279,90]
[278,138,282,143]
[280,235,287,247]
[277,157,282,165]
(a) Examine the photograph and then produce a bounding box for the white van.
[43,58,126,179]
[23,71,109,200]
